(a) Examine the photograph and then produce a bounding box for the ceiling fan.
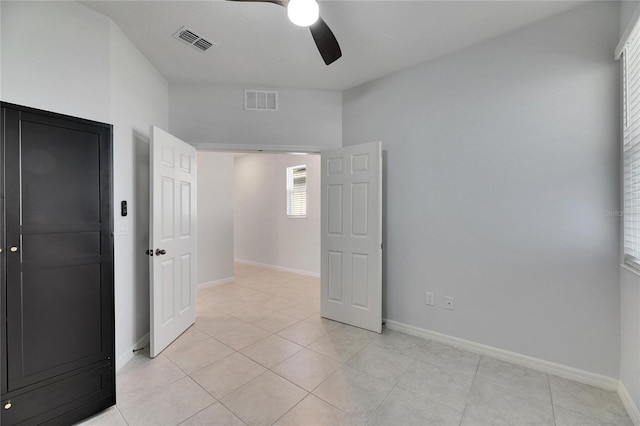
[228,0,342,65]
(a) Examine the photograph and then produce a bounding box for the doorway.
[196,152,321,289]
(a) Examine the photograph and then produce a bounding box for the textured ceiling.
[83,0,586,90]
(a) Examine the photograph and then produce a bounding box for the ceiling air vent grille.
[245,90,278,111]
[174,26,214,53]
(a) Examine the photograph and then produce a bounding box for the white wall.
[197,152,235,286]
[235,154,320,275]
[1,1,110,122]
[169,84,342,150]
[1,1,169,369]
[109,23,169,367]
[343,2,620,377]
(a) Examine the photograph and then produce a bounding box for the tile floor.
[80,264,633,426]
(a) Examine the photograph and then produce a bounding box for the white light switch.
[118,219,129,236]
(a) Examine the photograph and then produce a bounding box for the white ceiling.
[83,0,586,90]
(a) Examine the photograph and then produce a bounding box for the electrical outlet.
[445,296,454,310]
[425,291,435,306]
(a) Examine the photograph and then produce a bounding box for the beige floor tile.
[116,353,186,404]
[179,402,246,426]
[190,352,266,399]
[237,292,277,307]
[261,297,299,311]
[198,291,237,307]
[240,335,303,368]
[195,315,247,338]
[312,366,394,419]
[164,338,235,374]
[345,344,413,384]
[222,371,307,426]
[118,376,215,426]
[281,302,321,320]
[272,348,342,392]
[308,332,369,362]
[304,314,345,333]
[217,287,260,300]
[328,325,378,342]
[370,328,429,353]
[462,380,554,426]
[210,299,254,315]
[273,395,352,426]
[76,406,128,426]
[476,356,551,404]
[553,405,632,426]
[278,321,328,346]
[215,324,271,350]
[369,386,462,426]
[232,306,275,323]
[252,312,300,333]
[163,326,212,355]
[411,340,480,377]
[549,375,632,425]
[396,359,473,412]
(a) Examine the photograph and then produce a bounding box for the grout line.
[176,400,217,425]
[458,354,481,426]
[548,373,557,426]
[115,406,130,426]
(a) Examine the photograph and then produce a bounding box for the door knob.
[9,246,18,253]
[4,401,11,410]
[155,249,166,256]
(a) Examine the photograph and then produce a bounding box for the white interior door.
[321,141,382,333]
[150,126,197,357]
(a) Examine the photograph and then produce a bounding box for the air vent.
[174,26,214,53]
[245,90,278,111]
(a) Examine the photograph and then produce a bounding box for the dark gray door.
[1,104,115,425]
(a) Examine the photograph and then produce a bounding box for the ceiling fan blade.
[227,0,287,7]
[309,16,342,65]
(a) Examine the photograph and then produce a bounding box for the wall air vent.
[174,26,214,52]
[245,90,278,111]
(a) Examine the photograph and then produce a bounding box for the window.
[286,165,307,217]
[621,15,640,267]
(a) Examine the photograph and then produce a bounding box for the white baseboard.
[384,319,619,391]
[235,258,320,278]
[116,332,150,372]
[619,381,640,426]
[198,276,236,289]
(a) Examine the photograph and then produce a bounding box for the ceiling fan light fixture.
[287,0,319,27]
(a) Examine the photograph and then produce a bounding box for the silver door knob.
[4,402,11,410]
[9,247,18,253]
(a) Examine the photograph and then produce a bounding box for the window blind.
[623,21,640,266]
[287,165,307,216]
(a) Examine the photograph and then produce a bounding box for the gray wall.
[621,1,640,36]
[197,152,236,286]
[235,154,321,275]
[343,2,620,376]
[169,84,342,150]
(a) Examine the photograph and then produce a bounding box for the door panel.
[4,109,113,392]
[0,103,114,424]
[150,126,197,357]
[321,141,382,333]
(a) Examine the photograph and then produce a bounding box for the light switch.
[118,219,129,236]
